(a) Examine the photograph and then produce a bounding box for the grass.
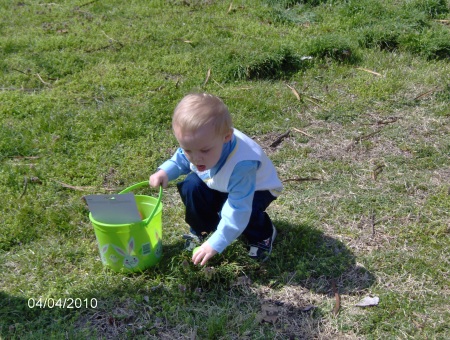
[1,0,449,338]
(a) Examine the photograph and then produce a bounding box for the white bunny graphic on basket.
[100,244,109,264]
[100,244,118,264]
[112,237,139,269]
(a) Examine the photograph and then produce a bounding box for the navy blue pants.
[177,173,276,244]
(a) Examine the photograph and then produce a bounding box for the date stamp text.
[28,297,98,309]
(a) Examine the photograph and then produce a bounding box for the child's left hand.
[192,241,218,266]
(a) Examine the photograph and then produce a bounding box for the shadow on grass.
[267,220,376,294]
[0,221,375,339]
[161,220,375,294]
[106,220,375,338]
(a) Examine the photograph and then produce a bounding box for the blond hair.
[172,93,233,136]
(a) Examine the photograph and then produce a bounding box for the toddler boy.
[149,93,283,265]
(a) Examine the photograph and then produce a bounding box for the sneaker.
[248,225,277,262]
[182,233,204,251]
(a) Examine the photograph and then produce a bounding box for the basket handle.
[119,181,163,225]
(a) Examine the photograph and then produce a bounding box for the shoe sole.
[249,224,277,262]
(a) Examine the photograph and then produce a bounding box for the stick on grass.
[293,127,314,138]
[203,68,211,87]
[332,279,340,316]
[270,130,290,148]
[356,67,382,77]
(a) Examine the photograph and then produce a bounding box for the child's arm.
[149,148,191,187]
[192,161,258,265]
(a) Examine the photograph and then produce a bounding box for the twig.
[372,164,385,181]
[203,68,211,87]
[282,177,320,183]
[101,31,118,43]
[12,68,56,84]
[105,35,124,49]
[213,78,224,89]
[356,67,382,77]
[362,117,399,126]
[85,31,124,53]
[414,87,439,101]
[19,177,28,199]
[227,2,233,13]
[270,130,290,148]
[370,211,376,236]
[303,96,326,110]
[286,83,325,108]
[345,128,383,151]
[300,94,327,112]
[12,68,49,88]
[370,213,391,236]
[18,177,42,199]
[12,68,30,75]
[286,84,301,101]
[331,279,340,316]
[305,94,323,103]
[36,73,51,86]
[293,127,314,138]
[359,129,383,141]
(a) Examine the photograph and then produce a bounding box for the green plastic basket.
[89,182,163,273]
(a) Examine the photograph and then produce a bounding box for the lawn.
[1,0,449,339]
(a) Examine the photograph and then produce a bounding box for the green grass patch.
[1,0,449,338]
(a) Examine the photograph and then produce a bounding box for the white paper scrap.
[355,296,379,307]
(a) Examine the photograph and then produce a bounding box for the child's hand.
[192,241,218,266]
[149,170,169,188]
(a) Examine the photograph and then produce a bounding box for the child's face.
[174,123,232,172]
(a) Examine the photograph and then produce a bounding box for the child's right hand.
[149,169,169,188]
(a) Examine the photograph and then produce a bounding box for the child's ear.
[223,129,233,143]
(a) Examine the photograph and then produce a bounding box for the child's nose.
[193,153,203,162]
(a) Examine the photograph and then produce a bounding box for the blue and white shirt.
[159,129,283,253]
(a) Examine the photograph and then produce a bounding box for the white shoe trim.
[249,246,259,257]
